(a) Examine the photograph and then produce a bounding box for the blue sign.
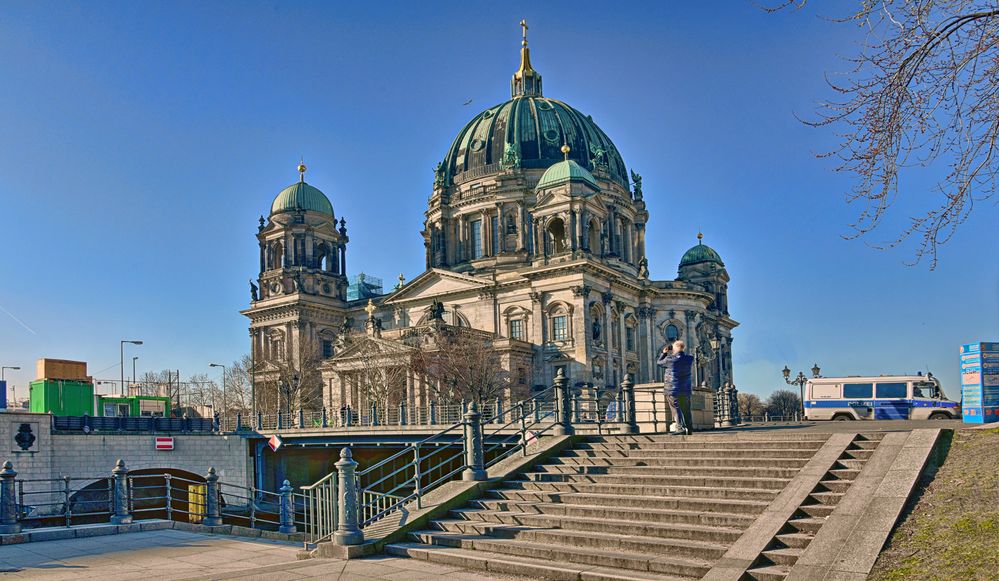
[962,342,999,423]
[0,380,6,409]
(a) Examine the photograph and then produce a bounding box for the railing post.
[277,411,284,430]
[203,467,223,526]
[370,403,379,427]
[322,407,329,428]
[518,402,528,456]
[462,402,487,481]
[297,408,305,429]
[399,401,407,426]
[621,374,638,434]
[0,461,21,534]
[334,448,363,545]
[495,397,503,424]
[553,368,573,436]
[572,392,581,423]
[256,411,263,430]
[235,413,242,432]
[278,479,296,534]
[651,390,660,432]
[413,444,423,509]
[110,459,133,525]
[429,400,438,425]
[64,476,72,527]
[164,474,173,521]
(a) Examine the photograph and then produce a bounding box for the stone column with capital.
[602,292,613,387]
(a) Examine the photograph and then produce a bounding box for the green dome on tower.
[535,153,598,191]
[680,233,724,267]
[270,163,335,217]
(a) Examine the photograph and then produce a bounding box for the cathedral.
[242,23,738,414]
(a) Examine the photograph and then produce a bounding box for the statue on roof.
[630,170,643,200]
[501,142,521,169]
[638,256,649,279]
[249,279,259,301]
[589,143,607,170]
[428,299,445,321]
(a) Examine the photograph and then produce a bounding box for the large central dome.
[440,25,628,189]
[442,96,628,188]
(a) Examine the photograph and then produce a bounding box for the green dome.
[271,180,334,217]
[680,239,724,267]
[535,159,598,191]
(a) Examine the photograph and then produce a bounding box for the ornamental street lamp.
[209,363,226,419]
[1,366,20,382]
[692,336,720,390]
[782,365,811,418]
[120,340,143,396]
[812,363,822,378]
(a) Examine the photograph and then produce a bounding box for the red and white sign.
[268,434,283,452]
[155,437,174,451]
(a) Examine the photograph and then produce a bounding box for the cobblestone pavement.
[0,530,529,580]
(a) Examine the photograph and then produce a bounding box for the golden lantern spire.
[511,19,542,97]
[297,158,307,183]
[697,231,704,244]
[561,144,570,161]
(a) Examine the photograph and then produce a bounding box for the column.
[617,302,627,380]
[602,292,613,387]
[569,208,577,252]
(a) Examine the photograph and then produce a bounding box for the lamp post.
[120,340,143,396]
[782,364,816,419]
[692,336,720,391]
[131,357,139,393]
[209,363,226,419]
[0,367,19,382]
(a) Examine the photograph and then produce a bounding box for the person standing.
[656,340,694,435]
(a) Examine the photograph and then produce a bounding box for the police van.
[804,373,959,421]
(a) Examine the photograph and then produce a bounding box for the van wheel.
[928,412,950,420]
[832,414,853,421]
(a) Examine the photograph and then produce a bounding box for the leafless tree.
[221,354,254,414]
[409,324,514,405]
[738,392,766,417]
[350,339,410,407]
[766,1,998,268]
[766,389,803,418]
[258,335,325,414]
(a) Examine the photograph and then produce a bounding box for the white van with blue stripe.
[804,374,959,421]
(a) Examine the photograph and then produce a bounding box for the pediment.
[385,268,491,303]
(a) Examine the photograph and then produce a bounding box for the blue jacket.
[657,351,694,395]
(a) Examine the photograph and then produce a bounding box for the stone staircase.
[742,433,886,581]
[386,433,833,580]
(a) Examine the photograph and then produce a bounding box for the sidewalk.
[0,529,528,580]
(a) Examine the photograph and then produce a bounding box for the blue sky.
[1,1,996,401]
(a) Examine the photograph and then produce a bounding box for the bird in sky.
[462,99,473,106]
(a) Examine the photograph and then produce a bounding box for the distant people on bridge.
[657,340,694,435]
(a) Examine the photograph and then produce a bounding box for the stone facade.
[241,29,738,412]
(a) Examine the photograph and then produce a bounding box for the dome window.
[536,100,553,111]
[543,129,560,142]
[470,139,485,152]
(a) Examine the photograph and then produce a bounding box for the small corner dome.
[270,177,334,218]
[679,236,724,268]
[535,159,598,191]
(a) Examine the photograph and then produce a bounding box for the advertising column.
[961,342,999,424]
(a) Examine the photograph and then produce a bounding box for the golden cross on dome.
[520,19,528,47]
[364,299,376,318]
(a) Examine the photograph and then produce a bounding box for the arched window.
[547,218,566,255]
[665,324,680,342]
[587,219,600,253]
[273,241,285,269]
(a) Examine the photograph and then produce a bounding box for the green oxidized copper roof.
[271,180,334,217]
[535,159,598,191]
[680,236,724,267]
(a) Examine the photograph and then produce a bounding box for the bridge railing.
[0,459,305,538]
[52,415,215,434]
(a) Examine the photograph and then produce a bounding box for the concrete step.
[744,564,791,581]
[848,440,881,450]
[761,547,804,566]
[808,491,845,506]
[411,524,730,561]
[829,468,861,480]
[521,472,793,490]
[487,490,771,515]
[566,447,821,458]
[843,448,875,460]
[816,479,852,494]
[472,499,759,528]
[775,532,814,549]
[444,509,746,544]
[400,532,714,578]
[385,542,698,581]
[786,517,826,534]
[549,456,813,469]
[580,439,827,450]
[834,458,867,471]
[503,480,782,502]
[799,503,835,518]
[532,464,802,479]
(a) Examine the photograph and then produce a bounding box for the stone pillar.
[0,461,20,534]
[602,292,613,388]
[334,448,363,544]
[462,403,487,481]
[621,374,638,433]
[110,459,132,525]
[278,479,296,534]
[616,302,627,380]
[553,368,573,436]
[203,467,222,526]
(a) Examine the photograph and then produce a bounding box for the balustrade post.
[429,400,438,425]
[256,411,263,430]
[370,403,379,426]
[620,374,638,434]
[278,479,296,534]
[495,397,504,424]
[399,401,407,426]
[276,411,284,430]
[0,461,20,534]
[462,402,487,481]
[651,390,660,432]
[553,368,573,436]
[203,467,222,526]
[322,407,329,428]
[110,459,133,524]
[572,392,581,423]
[720,383,735,428]
[235,413,242,432]
[333,448,363,545]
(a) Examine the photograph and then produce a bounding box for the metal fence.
[52,415,215,433]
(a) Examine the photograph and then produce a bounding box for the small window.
[509,319,524,340]
[843,383,873,399]
[322,340,334,359]
[876,382,907,399]
[665,324,679,341]
[626,327,635,351]
[471,220,483,259]
[552,315,568,341]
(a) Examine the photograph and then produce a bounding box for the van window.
[843,383,873,398]
[912,381,936,398]
[811,384,840,399]
[876,382,907,399]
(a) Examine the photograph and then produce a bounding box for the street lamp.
[782,365,810,419]
[132,357,139,392]
[120,340,143,396]
[209,363,226,419]
[811,363,821,378]
[1,366,20,382]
